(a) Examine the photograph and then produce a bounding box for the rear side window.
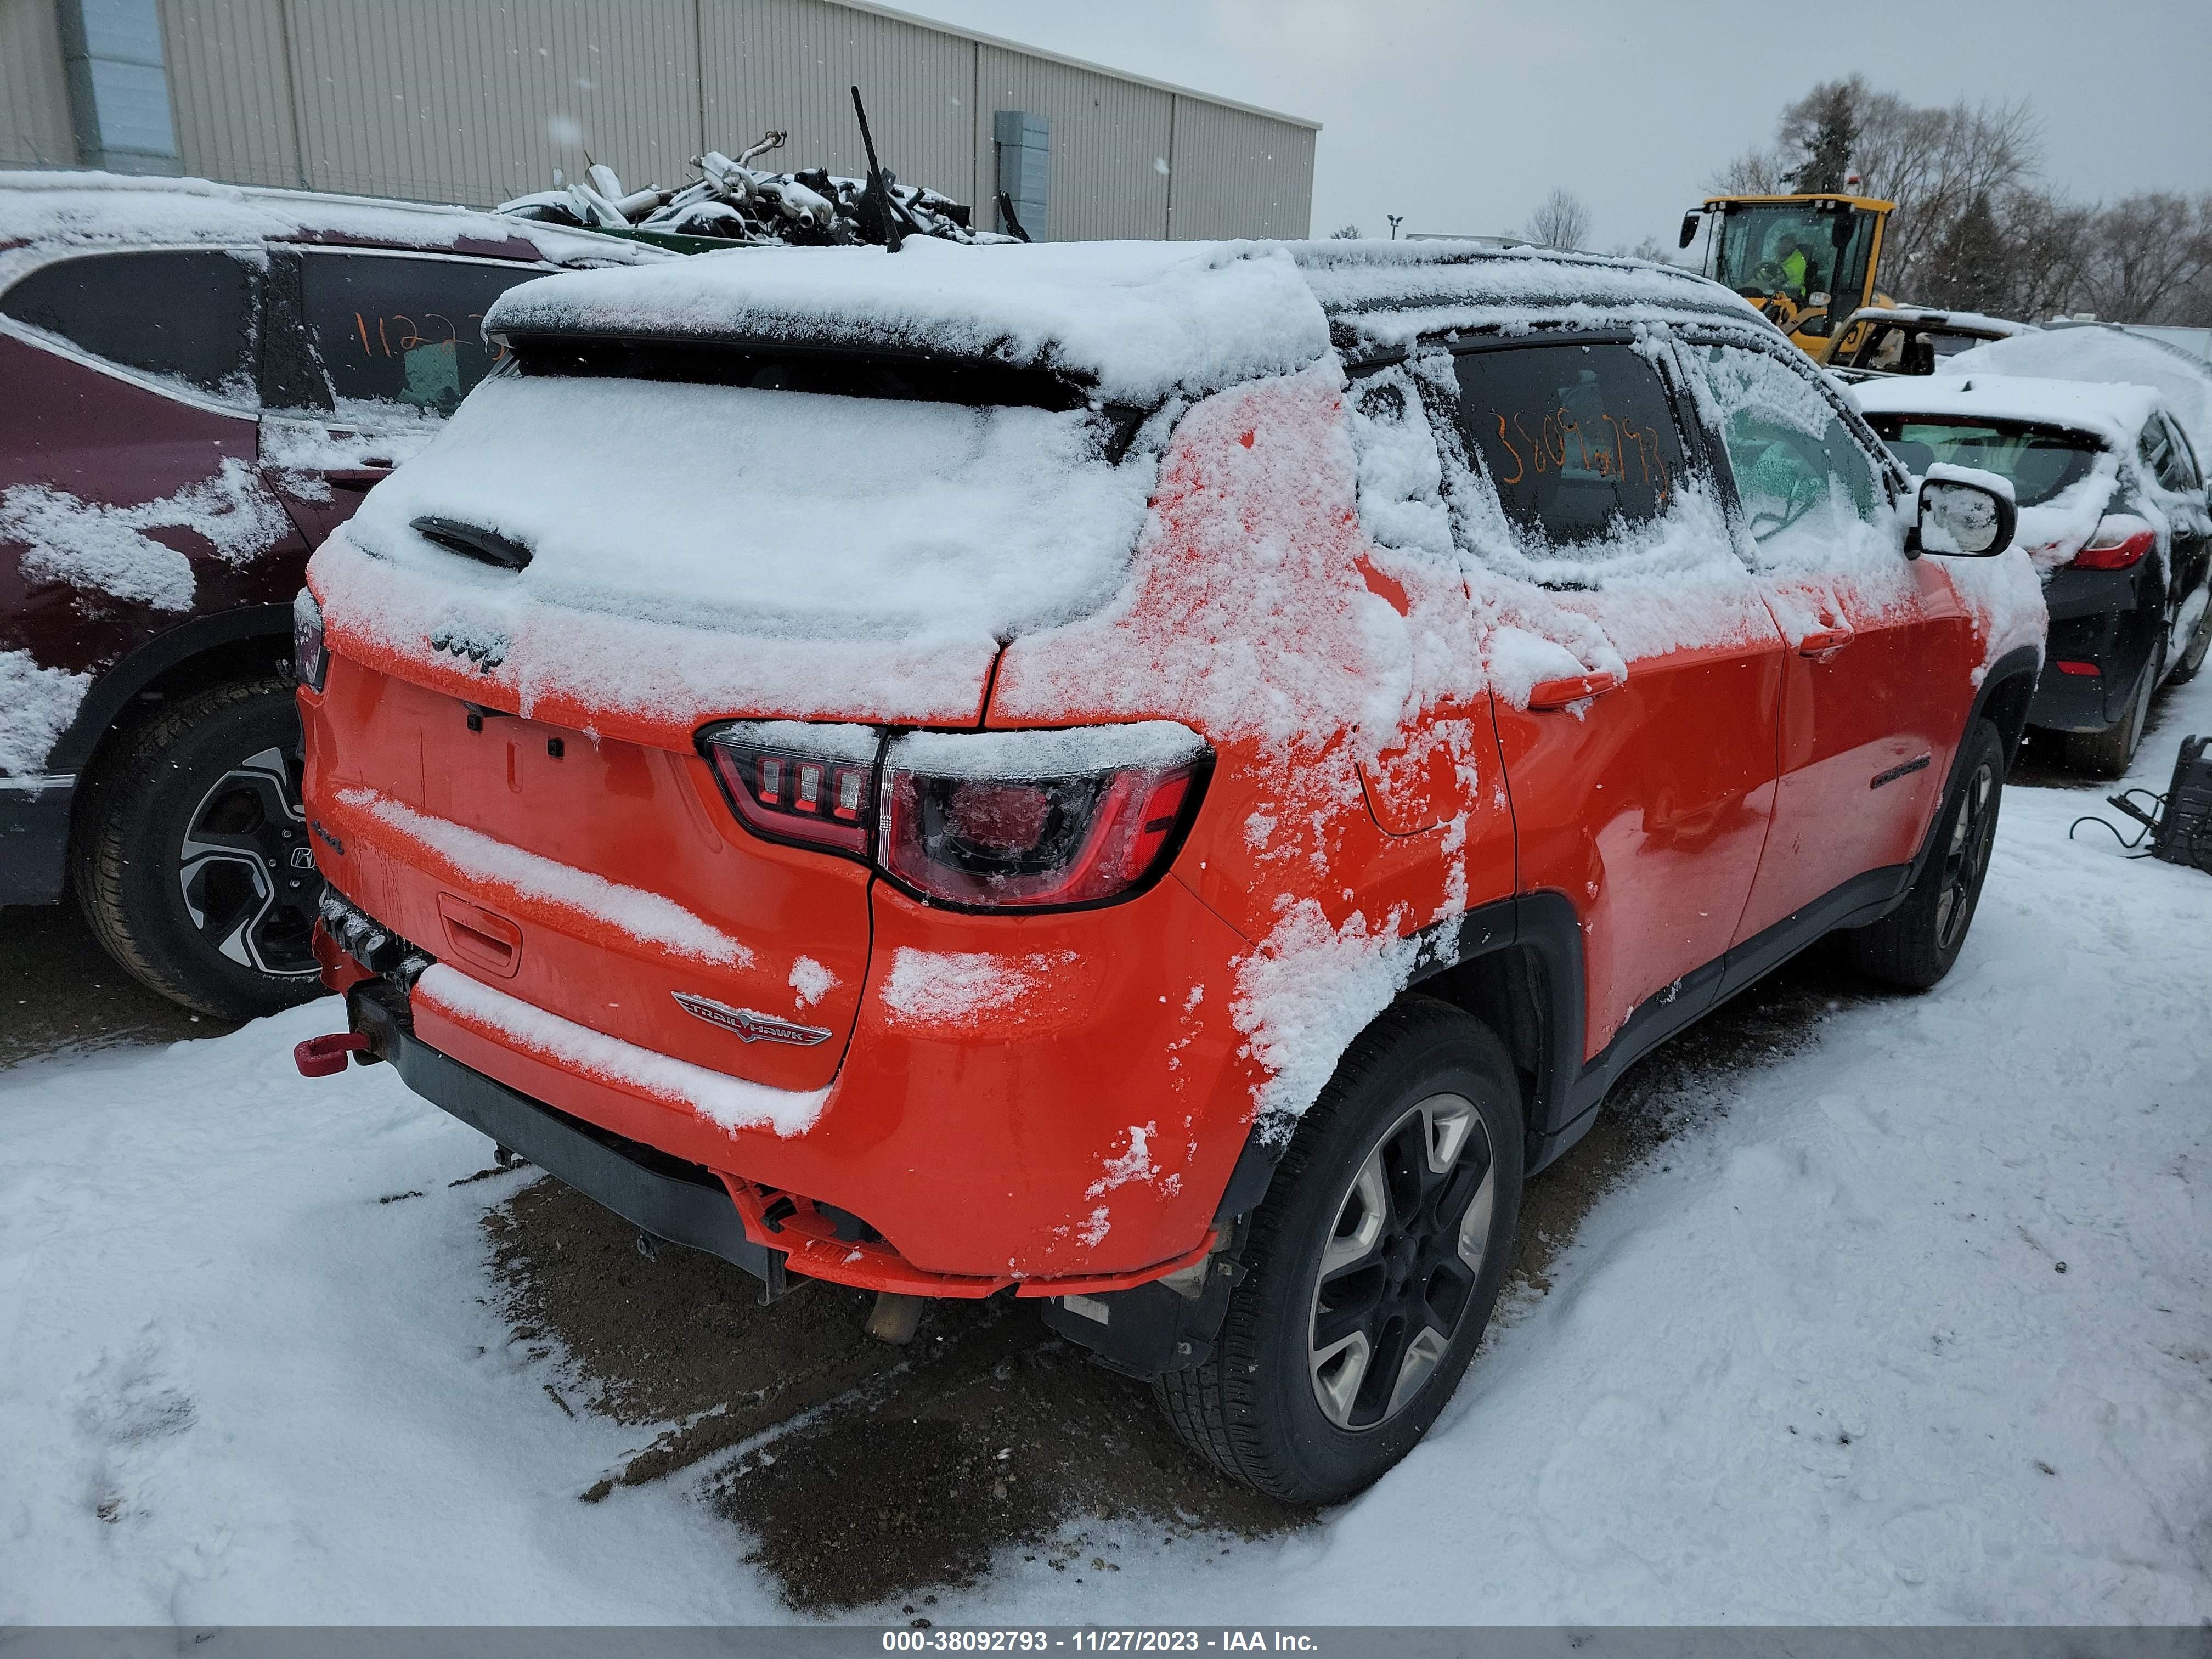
[1448,341,1686,545]
[2143,413,2200,492]
[1689,341,1883,551]
[300,252,535,414]
[1,249,255,399]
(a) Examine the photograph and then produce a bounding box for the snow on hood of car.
[1945,328,2212,462]
[311,369,1160,730]
[1847,304,2030,336]
[481,236,1333,406]
[0,169,662,286]
[1852,372,2159,449]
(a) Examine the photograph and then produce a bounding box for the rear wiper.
[411,516,533,572]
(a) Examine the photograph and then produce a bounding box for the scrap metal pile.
[496,127,1015,249]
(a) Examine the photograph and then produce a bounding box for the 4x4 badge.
[672,992,832,1046]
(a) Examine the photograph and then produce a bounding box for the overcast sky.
[906,0,2212,250]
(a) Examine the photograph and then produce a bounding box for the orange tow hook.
[295,1032,373,1078]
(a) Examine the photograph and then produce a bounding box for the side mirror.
[1913,463,2017,558]
[1678,211,1701,250]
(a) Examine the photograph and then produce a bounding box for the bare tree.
[1330,223,1363,240]
[1995,187,2096,321]
[1709,145,1787,195]
[1526,188,1591,252]
[2069,193,2212,324]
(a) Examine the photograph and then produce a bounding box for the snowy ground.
[4,679,2209,1625]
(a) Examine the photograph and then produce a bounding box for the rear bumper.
[0,774,73,906]
[2031,568,2154,732]
[320,865,1255,1295]
[351,984,789,1296]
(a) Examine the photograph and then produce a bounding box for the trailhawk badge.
[672,992,832,1047]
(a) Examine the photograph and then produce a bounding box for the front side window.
[0,249,255,399]
[1863,415,2103,507]
[1690,342,1884,554]
[300,252,537,414]
[1448,340,1688,549]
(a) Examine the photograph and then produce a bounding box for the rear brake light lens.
[878,725,1209,910]
[705,723,881,856]
[2071,515,2155,571]
[2055,660,2102,677]
[293,588,327,691]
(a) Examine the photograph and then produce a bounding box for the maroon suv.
[1,172,657,1019]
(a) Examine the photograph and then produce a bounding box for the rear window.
[507,334,1092,415]
[1447,340,1687,545]
[1863,415,2102,506]
[300,251,535,415]
[1,249,255,398]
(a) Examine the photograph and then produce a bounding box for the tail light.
[2071,514,2155,571]
[2055,660,2102,677]
[705,723,881,856]
[879,725,1209,911]
[293,588,328,691]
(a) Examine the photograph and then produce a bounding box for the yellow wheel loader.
[1678,193,1895,363]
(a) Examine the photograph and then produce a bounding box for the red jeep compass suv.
[0,172,656,1018]
[298,240,2044,1501]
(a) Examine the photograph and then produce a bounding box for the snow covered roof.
[0,170,666,285]
[1948,325,2212,462]
[482,236,1762,408]
[1843,304,2030,337]
[1853,373,2157,448]
[1291,239,1765,352]
[484,237,1331,406]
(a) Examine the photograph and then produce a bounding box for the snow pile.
[312,371,1161,727]
[332,787,752,967]
[483,238,1331,407]
[0,168,661,288]
[877,947,1078,1028]
[417,966,822,1137]
[0,459,293,611]
[0,647,91,776]
[1949,326,2212,462]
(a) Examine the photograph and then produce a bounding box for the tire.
[1154,996,1525,1504]
[71,678,326,1022]
[2065,640,2161,780]
[1844,718,2005,991]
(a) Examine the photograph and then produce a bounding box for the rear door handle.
[1527,668,1627,710]
[1798,626,1855,659]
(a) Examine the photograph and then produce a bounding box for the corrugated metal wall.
[1,0,77,165]
[1166,94,1313,240]
[159,0,298,188]
[6,0,1316,240]
[283,0,702,205]
[701,0,973,204]
[974,43,1170,242]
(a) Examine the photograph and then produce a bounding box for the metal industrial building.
[1,0,1319,240]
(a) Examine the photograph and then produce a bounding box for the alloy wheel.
[1933,760,1997,952]
[1308,1092,1495,1432]
[176,744,323,979]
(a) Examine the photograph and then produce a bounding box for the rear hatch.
[306,311,1162,1073]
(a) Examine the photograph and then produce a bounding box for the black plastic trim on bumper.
[351,991,788,1300]
[0,776,74,906]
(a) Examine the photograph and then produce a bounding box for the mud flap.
[1040,1254,1243,1379]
